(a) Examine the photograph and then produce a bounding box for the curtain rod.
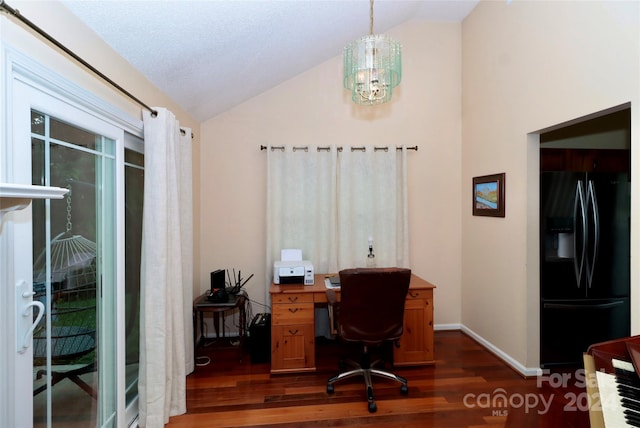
[0,1,159,117]
[260,145,418,152]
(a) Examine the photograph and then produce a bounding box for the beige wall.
[462,0,640,369]
[200,20,463,323]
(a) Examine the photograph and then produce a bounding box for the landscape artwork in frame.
[473,173,505,217]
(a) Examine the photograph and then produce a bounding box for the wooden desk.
[269,273,435,374]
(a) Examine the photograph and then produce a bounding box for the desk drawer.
[406,289,432,300]
[272,303,314,324]
[272,293,313,305]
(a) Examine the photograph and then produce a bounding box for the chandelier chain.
[66,184,72,232]
[369,0,374,35]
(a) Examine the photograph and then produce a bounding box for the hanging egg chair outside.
[31,185,98,398]
[33,232,97,290]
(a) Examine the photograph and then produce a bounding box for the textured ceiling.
[62,0,478,122]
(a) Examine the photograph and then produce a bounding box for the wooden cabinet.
[394,288,434,366]
[270,293,316,373]
[540,148,629,173]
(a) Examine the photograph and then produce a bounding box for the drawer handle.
[409,292,419,298]
[288,308,299,314]
[289,329,298,335]
[288,296,298,303]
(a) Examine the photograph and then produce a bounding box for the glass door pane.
[124,147,143,417]
[31,111,117,427]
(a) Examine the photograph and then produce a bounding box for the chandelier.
[343,0,402,105]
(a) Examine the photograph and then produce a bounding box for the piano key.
[614,359,637,373]
[616,368,640,386]
[619,375,640,388]
[624,409,640,427]
[622,398,640,412]
[598,370,635,427]
[618,384,640,400]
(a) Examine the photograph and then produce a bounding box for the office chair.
[326,267,411,413]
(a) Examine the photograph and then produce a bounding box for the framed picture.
[472,173,505,217]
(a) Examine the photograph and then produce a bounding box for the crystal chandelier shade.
[343,1,402,105]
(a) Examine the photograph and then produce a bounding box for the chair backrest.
[337,267,411,345]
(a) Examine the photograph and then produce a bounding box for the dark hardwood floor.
[167,330,590,427]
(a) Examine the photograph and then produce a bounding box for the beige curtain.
[265,144,339,303]
[337,145,410,269]
[265,144,410,303]
[139,108,193,427]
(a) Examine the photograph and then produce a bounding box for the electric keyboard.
[584,336,640,428]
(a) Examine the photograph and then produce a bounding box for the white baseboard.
[434,323,542,377]
[434,323,462,331]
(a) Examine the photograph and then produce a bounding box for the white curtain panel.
[265,144,338,303]
[139,108,194,427]
[265,144,409,300]
[337,145,409,269]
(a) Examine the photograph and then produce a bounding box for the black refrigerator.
[540,169,630,368]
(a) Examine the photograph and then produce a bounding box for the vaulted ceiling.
[62,0,477,122]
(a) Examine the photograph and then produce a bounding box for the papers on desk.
[324,276,340,289]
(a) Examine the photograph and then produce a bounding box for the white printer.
[273,249,314,285]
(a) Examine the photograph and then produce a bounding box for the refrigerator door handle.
[543,300,625,310]
[586,180,599,289]
[573,181,586,288]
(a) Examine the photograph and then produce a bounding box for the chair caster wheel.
[327,384,334,394]
[368,402,377,413]
[401,385,408,395]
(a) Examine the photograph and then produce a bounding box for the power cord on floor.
[196,321,212,365]
[195,356,211,366]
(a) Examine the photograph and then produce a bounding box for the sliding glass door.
[31,110,117,427]
[3,70,142,427]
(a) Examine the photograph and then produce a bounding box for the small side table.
[193,290,247,361]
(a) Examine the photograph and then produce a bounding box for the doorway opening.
[538,104,631,368]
